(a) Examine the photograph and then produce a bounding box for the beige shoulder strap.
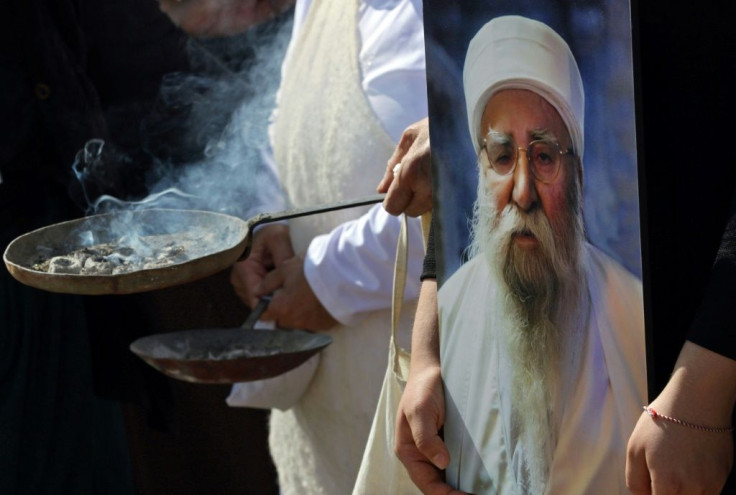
[391,211,431,373]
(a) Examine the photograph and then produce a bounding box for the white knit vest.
[268,1,407,493]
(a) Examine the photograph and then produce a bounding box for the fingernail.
[432,452,449,468]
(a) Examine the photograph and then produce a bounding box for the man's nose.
[511,151,538,211]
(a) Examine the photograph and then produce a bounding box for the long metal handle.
[239,193,386,259]
[249,193,385,229]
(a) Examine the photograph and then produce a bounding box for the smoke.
[61,14,294,255]
[74,13,294,223]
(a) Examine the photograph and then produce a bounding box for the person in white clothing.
[228,0,427,493]
[395,15,647,494]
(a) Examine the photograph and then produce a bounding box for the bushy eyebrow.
[485,128,511,144]
[529,129,559,143]
[484,128,560,145]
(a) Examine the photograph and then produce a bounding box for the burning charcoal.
[157,245,186,262]
[32,258,51,272]
[143,257,175,269]
[32,231,200,275]
[106,249,134,267]
[82,246,103,258]
[47,256,84,274]
[81,256,114,275]
[116,246,134,257]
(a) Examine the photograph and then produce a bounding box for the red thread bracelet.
[643,406,734,433]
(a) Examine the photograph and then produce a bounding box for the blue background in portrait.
[425,0,641,285]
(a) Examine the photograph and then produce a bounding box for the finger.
[378,150,404,192]
[406,411,450,469]
[401,148,433,217]
[269,234,295,266]
[415,434,450,471]
[625,443,653,495]
[266,287,299,328]
[258,288,283,322]
[395,414,446,494]
[383,179,413,216]
[398,453,466,495]
[230,261,264,308]
[403,186,433,217]
[377,159,396,193]
[395,405,416,457]
[257,268,286,298]
[404,199,433,217]
[379,128,415,192]
[407,460,455,495]
[253,224,293,267]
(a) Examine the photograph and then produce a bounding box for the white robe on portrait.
[439,243,646,495]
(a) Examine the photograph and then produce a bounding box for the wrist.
[652,341,736,426]
[409,359,442,382]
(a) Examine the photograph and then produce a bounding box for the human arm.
[393,225,466,494]
[378,117,432,217]
[242,205,424,330]
[394,279,466,495]
[294,205,424,326]
[626,341,736,495]
[626,204,736,495]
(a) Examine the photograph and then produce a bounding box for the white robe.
[439,244,647,495]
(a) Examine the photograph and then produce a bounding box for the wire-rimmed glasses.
[480,134,574,184]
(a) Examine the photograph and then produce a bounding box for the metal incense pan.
[129,297,333,383]
[3,194,384,295]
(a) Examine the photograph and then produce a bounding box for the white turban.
[463,15,585,159]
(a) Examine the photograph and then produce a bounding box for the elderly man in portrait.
[395,15,647,495]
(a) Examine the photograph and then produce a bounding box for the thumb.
[260,225,294,266]
[269,239,294,266]
[625,437,653,494]
[410,414,450,469]
[257,267,286,296]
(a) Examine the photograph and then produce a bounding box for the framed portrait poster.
[423,1,646,492]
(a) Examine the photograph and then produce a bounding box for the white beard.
[468,173,586,494]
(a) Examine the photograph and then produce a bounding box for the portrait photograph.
[423,1,647,492]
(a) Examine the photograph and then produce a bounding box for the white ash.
[150,340,281,361]
[31,232,210,275]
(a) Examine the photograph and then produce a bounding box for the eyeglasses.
[480,135,574,184]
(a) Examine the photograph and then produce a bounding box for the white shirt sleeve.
[306,205,425,325]
[302,0,428,325]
